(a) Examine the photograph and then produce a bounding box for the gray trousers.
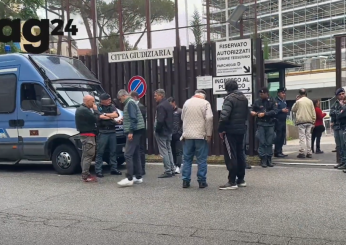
[124,133,142,180]
[155,133,175,174]
[80,136,96,179]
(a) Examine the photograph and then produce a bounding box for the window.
[20,83,54,113]
[0,74,17,114]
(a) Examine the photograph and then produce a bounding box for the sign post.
[128,76,147,99]
[213,38,255,157]
[213,38,253,109]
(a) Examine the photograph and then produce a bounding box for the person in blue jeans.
[180,90,213,188]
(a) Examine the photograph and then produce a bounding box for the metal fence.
[77,43,225,156]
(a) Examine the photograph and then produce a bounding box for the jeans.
[80,136,96,179]
[274,121,286,154]
[256,126,275,157]
[95,132,118,174]
[334,129,346,163]
[124,133,142,181]
[298,123,313,154]
[155,133,175,174]
[171,138,183,168]
[182,139,209,183]
[224,133,246,185]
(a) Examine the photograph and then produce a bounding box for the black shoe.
[332,149,337,152]
[297,154,306,158]
[110,170,122,175]
[306,154,312,158]
[267,157,274,167]
[198,182,208,188]
[158,173,173,178]
[96,173,104,178]
[260,157,267,168]
[219,182,238,190]
[343,169,346,173]
[183,180,190,188]
[246,165,252,169]
[275,153,287,158]
[338,165,346,170]
[316,149,324,154]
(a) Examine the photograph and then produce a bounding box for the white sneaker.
[117,178,134,187]
[133,177,143,184]
[175,166,180,174]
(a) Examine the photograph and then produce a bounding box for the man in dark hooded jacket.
[218,80,249,190]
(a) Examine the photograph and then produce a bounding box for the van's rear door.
[0,67,20,162]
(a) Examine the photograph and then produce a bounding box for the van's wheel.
[52,144,81,175]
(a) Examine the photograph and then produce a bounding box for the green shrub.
[286,119,295,126]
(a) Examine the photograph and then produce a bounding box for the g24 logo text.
[0,18,78,54]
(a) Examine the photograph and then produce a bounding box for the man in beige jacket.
[181,90,213,189]
[291,89,316,158]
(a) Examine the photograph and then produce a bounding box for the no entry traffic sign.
[128,76,147,99]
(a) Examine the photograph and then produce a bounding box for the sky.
[37,0,204,50]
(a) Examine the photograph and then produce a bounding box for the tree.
[44,0,175,51]
[99,34,134,54]
[190,10,205,46]
[0,0,43,19]
[262,35,270,60]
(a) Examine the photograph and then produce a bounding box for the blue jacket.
[275,96,288,122]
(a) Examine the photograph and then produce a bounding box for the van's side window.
[0,74,17,114]
[21,83,51,113]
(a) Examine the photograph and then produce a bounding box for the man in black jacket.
[94,93,122,177]
[218,80,249,190]
[167,97,183,174]
[274,88,289,157]
[130,91,147,175]
[251,88,277,168]
[154,89,175,178]
[75,95,108,182]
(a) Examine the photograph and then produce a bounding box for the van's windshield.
[52,83,104,107]
[29,55,97,81]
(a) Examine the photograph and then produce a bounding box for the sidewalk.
[273,134,338,164]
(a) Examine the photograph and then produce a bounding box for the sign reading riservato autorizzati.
[215,39,252,76]
[0,18,78,54]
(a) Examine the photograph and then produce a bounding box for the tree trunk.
[81,14,94,49]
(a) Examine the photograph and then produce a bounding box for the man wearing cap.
[291,89,316,158]
[251,87,277,168]
[274,88,289,158]
[330,88,346,169]
[94,93,122,177]
[181,89,213,188]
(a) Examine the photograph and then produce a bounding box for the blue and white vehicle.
[0,54,126,174]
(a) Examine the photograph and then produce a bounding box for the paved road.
[1,163,346,245]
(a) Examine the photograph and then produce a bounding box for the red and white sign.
[128,76,147,99]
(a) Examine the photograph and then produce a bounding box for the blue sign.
[128,76,147,99]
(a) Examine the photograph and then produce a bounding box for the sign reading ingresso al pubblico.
[108,48,174,63]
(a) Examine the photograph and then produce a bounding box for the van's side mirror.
[41,97,57,116]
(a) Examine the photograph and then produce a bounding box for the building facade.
[206,0,346,70]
